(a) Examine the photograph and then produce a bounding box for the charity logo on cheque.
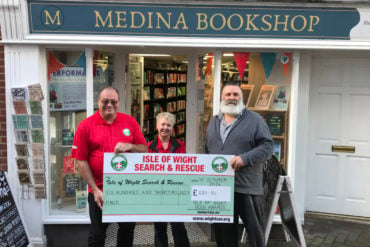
[211,157,228,173]
[111,154,128,171]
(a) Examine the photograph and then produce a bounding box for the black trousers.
[214,193,265,247]
[88,193,136,247]
[154,222,190,247]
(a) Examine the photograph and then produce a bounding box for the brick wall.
[0,28,7,172]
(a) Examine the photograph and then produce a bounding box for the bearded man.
[205,81,273,247]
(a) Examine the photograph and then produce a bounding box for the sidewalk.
[105,213,370,246]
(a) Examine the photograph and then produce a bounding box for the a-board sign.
[0,170,29,247]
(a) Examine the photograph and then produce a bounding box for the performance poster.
[102,153,234,223]
[49,67,86,111]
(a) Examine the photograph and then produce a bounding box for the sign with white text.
[102,153,234,223]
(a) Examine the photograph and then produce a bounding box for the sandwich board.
[0,170,30,247]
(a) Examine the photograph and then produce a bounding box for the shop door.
[307,56,370,217]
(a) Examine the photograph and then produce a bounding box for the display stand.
[241,176,306,247]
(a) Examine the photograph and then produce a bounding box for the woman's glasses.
[101,99,118,106]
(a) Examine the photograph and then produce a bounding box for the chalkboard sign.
[0,170,29,247]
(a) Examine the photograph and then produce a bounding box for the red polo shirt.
[71,111,146,192]
[148,136,186,154]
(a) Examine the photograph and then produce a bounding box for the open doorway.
[128,54,188,143]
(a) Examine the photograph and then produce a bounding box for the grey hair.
[156,112,176,127]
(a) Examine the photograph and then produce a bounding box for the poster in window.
[272,85,290,111]
[255,85,275,110]
[241,84,254,107]
[49,67,86,111]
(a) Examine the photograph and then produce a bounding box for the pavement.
[105,212,370,247]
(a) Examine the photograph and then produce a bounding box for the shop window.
[129,55,188,143]
[221,52,292,169]
[48,50,113,215]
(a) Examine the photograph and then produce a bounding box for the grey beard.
[220,99,245,116]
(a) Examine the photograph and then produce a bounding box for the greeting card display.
[15,144,29,156]
[16,157,29,170]
[13,115,29,130]
[11,88,27,101]
[13,101,28,114]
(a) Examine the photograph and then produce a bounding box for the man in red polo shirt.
[72,86,147,247]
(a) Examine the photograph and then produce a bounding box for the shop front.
[1,0,370,245]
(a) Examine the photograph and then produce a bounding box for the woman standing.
[148,112,190,247]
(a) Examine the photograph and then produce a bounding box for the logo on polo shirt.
[111,154,128,171]
[122,128,131,136]
[211,157,228,173]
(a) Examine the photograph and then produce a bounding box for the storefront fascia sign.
[29,1,362,40]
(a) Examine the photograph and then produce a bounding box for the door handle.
[331,145,355,153]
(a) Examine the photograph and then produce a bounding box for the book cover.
[154,88,164,99]
[267,114,284,136]
[75,190,88,212]
[63,156,75,173]
[273,141,281,161]
[272,85,290,110]
[255,85,275,110]
[143,87,151,100]
[62,129,74,145]
[154,73,165,83]
[63,174,80,197]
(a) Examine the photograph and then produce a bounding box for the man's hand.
[230,156,244,170]
[92,188,104,210]
[114,142,133,154]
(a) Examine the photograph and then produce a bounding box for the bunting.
[233,52,249,80]
[47,52,65,81]
[260,53,277,79]
[280,53,292,77]
[74,51,86,74]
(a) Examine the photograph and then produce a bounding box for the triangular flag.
[260,53,277,79]
[206,53,214,76]
[233,52,249,80]
[47,52,64,81]
[74,51,86,71]
[281,53,292,77]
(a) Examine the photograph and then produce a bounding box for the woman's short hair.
[156,112,176,127]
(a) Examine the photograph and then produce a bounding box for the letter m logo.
[41,6,64,30]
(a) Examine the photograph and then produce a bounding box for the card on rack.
[16,157,29,170]
[11,87,27,101]
[15,130,29,143]
[28,83,44,101]
[34,185,47,199]
[33,156,45,171]
[32,143,44,157]
[31,129,44,143]
[13,101,28,114]
[12,115,29,129]
[18,170,31,184]
[15,143,29,156]
[29,100,43,114]
[30,115,43,129]
[33,171,46,185]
